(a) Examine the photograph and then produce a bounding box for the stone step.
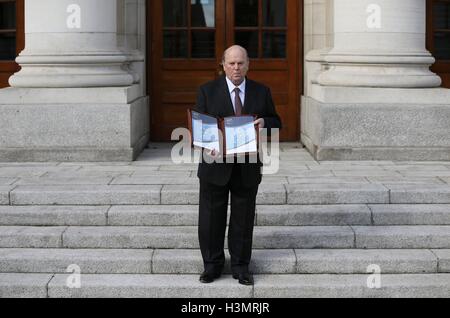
[0,206,109,226]
[60,226,355,249]
[1,248,447,275]
[2,204,450,226]
[285,184,389,204]
[153,249,446,274]
[0,226,67,248]
[253,274,450,298]
[1,225,450,249]
[5,184,450,205]
[257,205,372,226]
[0,273,53,298]
[258,204,450,226]
[352,226,450,249]
[368,204,450,225]
[388,184,450,204]
[0,204,371,226]
[0,187,11,205]
[0,248,153,274]
[2,273,449,298]
[9,185,162,205]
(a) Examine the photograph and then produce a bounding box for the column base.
[0,145,148,162]
[317,52,442,88]
[0,85,149,162]
[301,87,450,161]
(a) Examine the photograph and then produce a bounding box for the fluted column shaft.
[9,0,134,88]
[317,0,441,88]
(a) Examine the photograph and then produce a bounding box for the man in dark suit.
[196,45,282,285]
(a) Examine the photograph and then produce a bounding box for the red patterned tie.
[234,87,243,116]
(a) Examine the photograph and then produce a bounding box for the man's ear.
[218,63,224,76]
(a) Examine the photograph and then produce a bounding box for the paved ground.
[1,142,449,187]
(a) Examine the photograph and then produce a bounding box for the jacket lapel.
[243,79,255,115]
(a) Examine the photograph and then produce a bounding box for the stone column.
[316,0,441,88]
[302,0,450,161]
[9,0,134,87]
[0,0,149,162]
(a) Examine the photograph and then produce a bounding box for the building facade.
[0,0,449,162]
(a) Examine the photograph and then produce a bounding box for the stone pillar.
[9,0,134,87]
[317,0,441,88]
[301,0,450,161]
[0,0,149,162]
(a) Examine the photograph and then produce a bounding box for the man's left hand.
[254,118,265,130]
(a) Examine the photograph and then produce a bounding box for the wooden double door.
[427,0,450,88]
[149,0,302,141]
[0,0,24,88]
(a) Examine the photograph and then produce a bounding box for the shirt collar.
[225,76,246,94]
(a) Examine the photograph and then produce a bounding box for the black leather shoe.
[232,272,254,286]
[199,271,221,284]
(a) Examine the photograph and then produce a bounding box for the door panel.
[150,0,225,140]
[427,0,450,88]
[149,0,301,141]
[0,0,24,88]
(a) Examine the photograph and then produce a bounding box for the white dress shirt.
[225,76,246,114]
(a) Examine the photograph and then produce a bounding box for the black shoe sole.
[199,278,214,284]
[238,280,253,286]
[232,274,254,286]
[199,274,221,284]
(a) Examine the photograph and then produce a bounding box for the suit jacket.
[195,75,282,187]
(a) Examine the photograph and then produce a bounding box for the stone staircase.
[1,145,450,298]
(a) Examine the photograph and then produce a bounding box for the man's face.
[223,48,249,86]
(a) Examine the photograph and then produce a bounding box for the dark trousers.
[198,164,259,275]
